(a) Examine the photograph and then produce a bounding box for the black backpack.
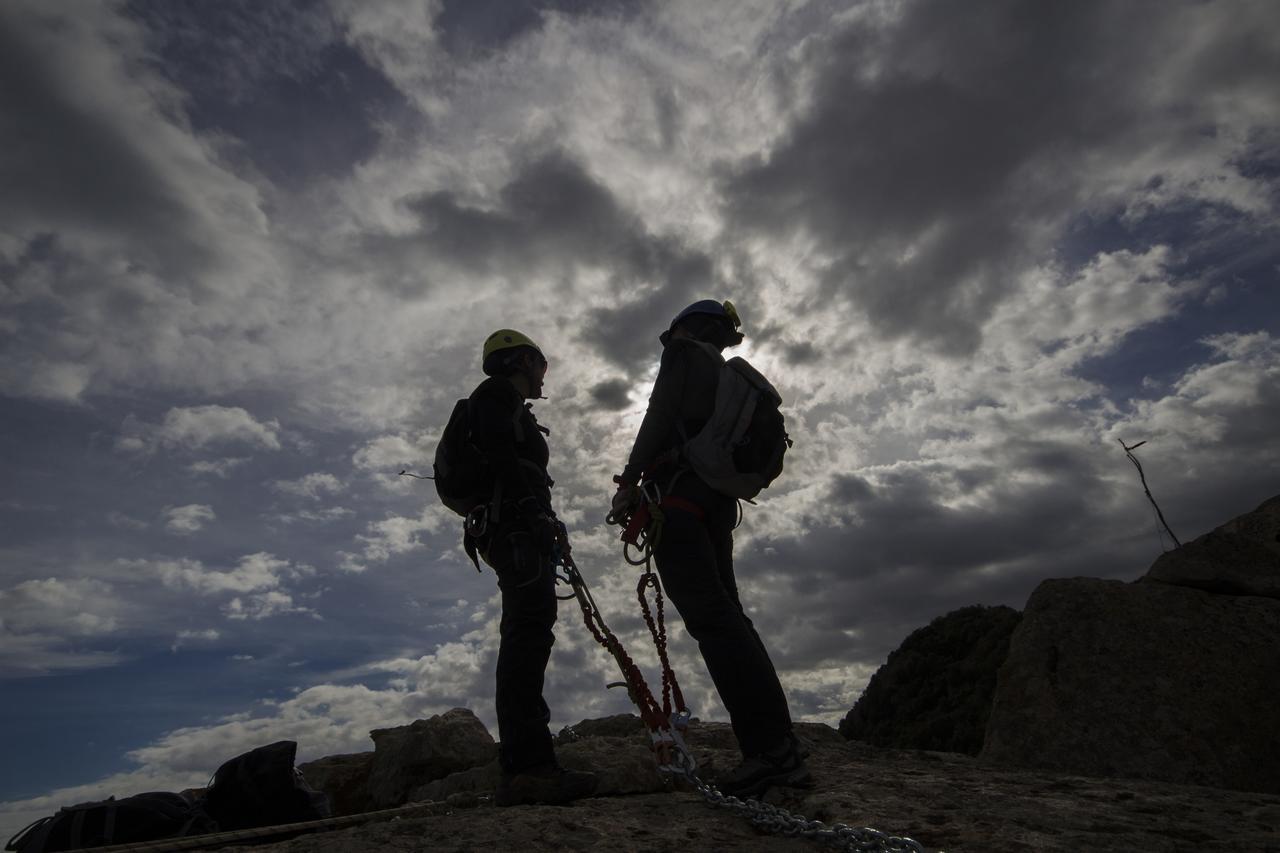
[433,399,490,516]
[200,740,329,832]
[5,792,215,853]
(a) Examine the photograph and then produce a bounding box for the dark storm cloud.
[380,149,714,369]
[127,0,408,187]
[722,0,1280,354]
[587,379,631,411]
[0,10,214,277]
[436,0,648,55]
[409,149,626,267]
[744,449,1130,670]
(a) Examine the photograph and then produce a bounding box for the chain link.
[661,757,927,853]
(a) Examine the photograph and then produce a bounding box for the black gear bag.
[433,399,490,516]
[5,792,214,853]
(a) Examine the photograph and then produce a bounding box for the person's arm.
[619,343,689,486]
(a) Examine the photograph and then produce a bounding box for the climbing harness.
[558,490,930,853]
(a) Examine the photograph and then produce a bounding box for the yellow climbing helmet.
[482,329,544,364]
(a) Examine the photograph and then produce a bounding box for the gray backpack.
[681,342,792,500]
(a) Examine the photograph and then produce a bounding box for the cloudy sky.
[2,0,1278,835]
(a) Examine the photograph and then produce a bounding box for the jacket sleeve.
[620,343,689,484]
[470,383,537,506]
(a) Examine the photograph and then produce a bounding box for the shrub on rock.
[839,604,1021,755]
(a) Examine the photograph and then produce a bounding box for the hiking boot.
[717,734,814,800]
[495,764,598,807]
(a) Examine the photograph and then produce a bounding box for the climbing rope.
[49,801,450,853]
[553,524,694,772]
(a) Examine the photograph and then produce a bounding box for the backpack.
[200,740,329,832]
[680,342,792,500]
[433,399,489,516]
[5,792,215,853]
[434,391,540,518]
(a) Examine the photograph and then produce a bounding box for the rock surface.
[1144,495,1280,598]
[981,577,1280,793]
[366,708,497,809]
[840,605,1020,755]
[298,752,375,817]
[211,718,1280,852]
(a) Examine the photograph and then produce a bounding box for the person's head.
[659,299,744,350]
[482,329,548,399]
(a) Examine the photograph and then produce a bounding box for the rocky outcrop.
[366,708,497,809]
[839,605,1021,755]
[1144,494,1280,598]
[297,753,375,817]
[982,566,1280,792]
[225,718,1280,853]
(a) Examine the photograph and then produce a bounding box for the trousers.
[484,526,558,773]
[652,475,794,757]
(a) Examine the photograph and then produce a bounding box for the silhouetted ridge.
[839,604,1021,755]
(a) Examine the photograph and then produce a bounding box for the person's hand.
[530,514,558,554]
[517,497,558,554]
[611,483,641,517]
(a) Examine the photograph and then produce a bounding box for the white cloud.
[330,0,445,114]
[224,591,313,621]
[23,362,93,404]
[170,628,220,652]
[275,507,356,524]
[188,457,251,478]
[1113,331,1280,454]
[0,0,274,404]
[106,511,149,530]
[162,504,216,534]
[158,407,281,451]
[116,407,282,455]
[271,472,343,500]
[145,552,311,596]
[0,578,136,676]
[338,505,450,571]
[0,630,127,677]
[0,578,125,637]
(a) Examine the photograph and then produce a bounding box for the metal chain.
[674,767,927,853]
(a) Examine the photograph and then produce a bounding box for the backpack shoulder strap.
[726,356,783,405]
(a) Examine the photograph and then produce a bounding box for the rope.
[554,527,672,734]
[55,801,449,853]
[604,481,687,721]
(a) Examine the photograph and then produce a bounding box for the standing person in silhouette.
[610,302,811,798]
[468,329,597,806]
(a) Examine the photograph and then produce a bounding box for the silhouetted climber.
[610,301,811,799]
[466,329,597,806]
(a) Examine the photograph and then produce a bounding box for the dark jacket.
[621,338,721,485]
[468,375,552,512]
